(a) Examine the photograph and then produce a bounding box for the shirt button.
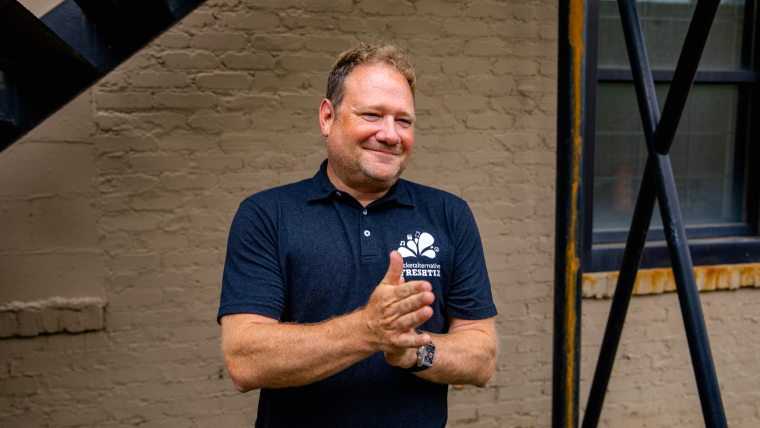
[364,230,370,237]
[336,191,341,197]
[362,209,368,215]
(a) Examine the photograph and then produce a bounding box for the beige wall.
[0,1,757,427]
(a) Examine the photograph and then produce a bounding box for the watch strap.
[404,364,431,372]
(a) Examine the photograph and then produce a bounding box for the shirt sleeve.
[217,197,285,324]
[444,201,498,321]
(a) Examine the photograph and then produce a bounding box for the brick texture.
[0,1,758,427]
[0,297,106,338]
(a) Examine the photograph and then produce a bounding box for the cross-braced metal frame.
[555,1,729,427]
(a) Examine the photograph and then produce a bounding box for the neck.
[326,163,394,207]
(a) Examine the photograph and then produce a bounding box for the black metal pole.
[652,156,727,428]
[582,3,661,425]
[582,1,727,427]
[653,0,722,154]
[581,164,657,428]
[553,0,586,427]
[649,4,728,422]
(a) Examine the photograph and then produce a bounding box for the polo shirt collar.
[307,160,415,208]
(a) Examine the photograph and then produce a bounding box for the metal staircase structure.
[0,0,207,153]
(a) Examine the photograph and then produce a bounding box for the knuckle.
[397,286,410,299]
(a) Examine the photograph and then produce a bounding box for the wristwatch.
[406,341,435,372]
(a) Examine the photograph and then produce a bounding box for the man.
[218,42,498,427]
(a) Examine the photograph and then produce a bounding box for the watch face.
[421,343,435,367]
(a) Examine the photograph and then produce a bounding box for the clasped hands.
[361,250,435,369]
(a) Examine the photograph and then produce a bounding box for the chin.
[359,162,402,183]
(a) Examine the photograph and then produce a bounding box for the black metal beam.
[40,1,121,74]
[554,1,586,427]
[594,223,756,245]
[582,1,728,428]
[0,0,208,153]
[581,165,656,428]
[590,237,760,272]
[72,0,173,52]
[0,1,97,153]
[0,70,19,153]
[0,1,95,78]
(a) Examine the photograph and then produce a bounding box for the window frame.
[583,0,760,273]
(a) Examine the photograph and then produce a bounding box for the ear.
[319,99,335,137]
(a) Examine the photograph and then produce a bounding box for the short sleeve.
[217,197,285,324]
[444,202,498,320]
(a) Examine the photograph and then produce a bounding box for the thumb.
[381,251,404,286]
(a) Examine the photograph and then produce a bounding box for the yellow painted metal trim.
[582,263,760,299]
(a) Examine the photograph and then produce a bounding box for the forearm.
[384,317,498,387]
[223,312,374,391]
[222,251,438,392]
[415,328,498,387]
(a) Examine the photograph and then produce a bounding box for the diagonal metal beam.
[582,0,728,427]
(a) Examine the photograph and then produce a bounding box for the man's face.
[320,64,415,193]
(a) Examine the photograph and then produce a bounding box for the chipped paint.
[582,263,760,298]
[564,0,585,426]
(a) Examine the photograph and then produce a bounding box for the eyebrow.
[357,104,416,120]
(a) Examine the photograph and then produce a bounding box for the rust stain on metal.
[564,0,585,425]
[583,263,760,298]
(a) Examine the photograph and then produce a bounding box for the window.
[583,0,760,272]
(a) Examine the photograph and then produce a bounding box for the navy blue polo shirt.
[219,160,496,428]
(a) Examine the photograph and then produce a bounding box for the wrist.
[405,340,435,372]
[352,308,381,353]
[401,346,420,368]
[384,346,418,368]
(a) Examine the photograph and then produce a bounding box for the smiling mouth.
[364,147,400,157]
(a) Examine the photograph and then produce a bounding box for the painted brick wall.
[0,1,758,427]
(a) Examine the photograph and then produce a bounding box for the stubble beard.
[327,147,405,193]
[358,156,402,185]
[325,116,408,191]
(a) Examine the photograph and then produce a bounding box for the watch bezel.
[416,341,435,368]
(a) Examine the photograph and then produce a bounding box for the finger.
[380,251,404,287]
[395,291,434,317]
[395,330,432,348]
[394,306,434,333]
[394,280,432,300]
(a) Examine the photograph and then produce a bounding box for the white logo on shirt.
[398,231,439,259]
[398,232,442,278]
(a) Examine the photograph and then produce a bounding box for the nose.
[376,115,401,145]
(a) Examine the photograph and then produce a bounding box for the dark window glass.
[585,0,760,271]
[592,0,753,240]
[594,83,746,231]
[598,0,747,71]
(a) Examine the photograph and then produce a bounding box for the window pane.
[599,0,747,71]
[594,83,746,231]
